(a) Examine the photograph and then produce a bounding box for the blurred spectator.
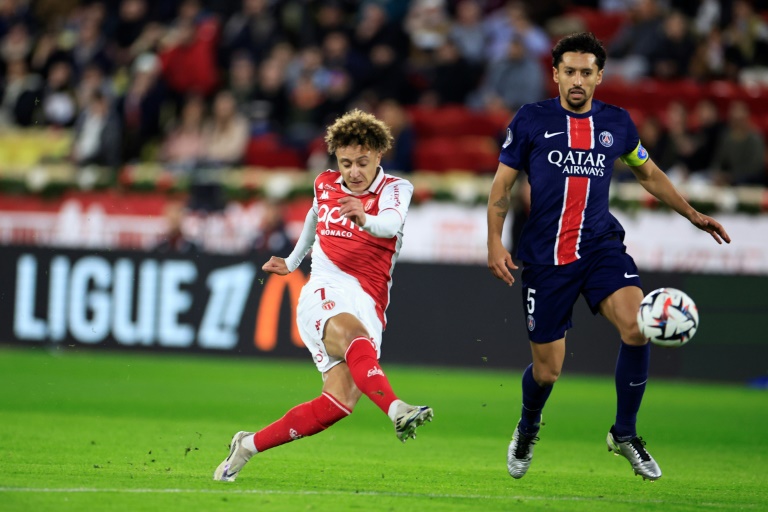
[404,0,451,51]
[160,93,206,171]
[361,43,412,102]
[723,0,768,69]
[484,1,550,63]
[607,0,665,79]
[429,39,479,105]
[710,100,767,186]
[158,2,220,99]
[687,99,724,176]
[648,10,696,80]
[202,89,249,166]
[376,99,415,173]
[39,59,78,127]
[314,69,354,128]
[321,31,369,93]
[353,2,408,59]
[117,54,166,162]
[153,199,201,254]
[71,16,111,79]
[311,0,352,46]
[250,57,290,135]
[449,0,487,65]
[218,0,279,68]
[0,22,33,63]
[70,90,122,170]
[469,36,545,111]
[688,28,726,81]
[654,101,695,180]
[0,0,34,39]
[0,58,42,127]
[112,0,150,66]
[251,200,290,256]
[75,63,110,111]
[285,45,332,92]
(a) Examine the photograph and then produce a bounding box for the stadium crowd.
[0,0,767,190]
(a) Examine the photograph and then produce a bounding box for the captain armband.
[619,141,650,167]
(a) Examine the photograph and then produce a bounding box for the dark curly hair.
[552,32,607,71]
[324,109,394,155]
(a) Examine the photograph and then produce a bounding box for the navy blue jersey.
[500,98,648,266]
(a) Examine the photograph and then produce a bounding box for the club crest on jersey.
[364,198,375,212]
[322,300,335,310]
[527,314,535,331]
[598,131,614,147]
[502,128,513,148]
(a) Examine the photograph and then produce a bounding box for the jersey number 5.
[526,288,536,314]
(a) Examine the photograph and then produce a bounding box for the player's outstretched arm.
[262,256,290,275]
[487,162,520,286]
[630,158,731,245]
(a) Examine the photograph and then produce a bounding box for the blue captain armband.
[619,141,649,167]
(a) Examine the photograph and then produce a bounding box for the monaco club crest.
[322,300,336,311]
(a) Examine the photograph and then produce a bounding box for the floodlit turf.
[1,346,766,512]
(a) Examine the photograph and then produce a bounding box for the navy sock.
[519,364,553,435]
[613,341,651,439]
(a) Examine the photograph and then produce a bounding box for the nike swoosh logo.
[624,273,639,278]
[629,380,647,387]
[544,131,564,138]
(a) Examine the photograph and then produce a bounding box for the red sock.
[253,392,350,452]
[345,336,399,414]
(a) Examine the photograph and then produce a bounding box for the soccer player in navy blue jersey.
[487,32,731,481]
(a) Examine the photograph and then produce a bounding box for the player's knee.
[623,322,647,346]
[534,368,560,386]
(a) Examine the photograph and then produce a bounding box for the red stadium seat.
[245,135,305,169]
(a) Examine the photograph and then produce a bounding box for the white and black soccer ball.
[637,287,699,347]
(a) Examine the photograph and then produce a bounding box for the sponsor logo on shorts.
[322,300,335,310]
[315,319,321,332]
[315,352,324,363]
[367,366,384,378]
[527,314,535,331]
[289,428,303,440]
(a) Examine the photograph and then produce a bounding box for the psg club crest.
[527,314,535,331]
[599,131,614,147]
[638,144,648,159]
[502,128,513,148]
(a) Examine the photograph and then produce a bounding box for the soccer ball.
[637,287,699,347]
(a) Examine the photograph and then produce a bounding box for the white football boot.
[393,403,434,442]
[507,422,539,479]
[213,431,255,482]
[607,427,662,481]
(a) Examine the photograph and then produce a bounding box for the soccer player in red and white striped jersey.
[214,109,433,482]
[487,32,730,481]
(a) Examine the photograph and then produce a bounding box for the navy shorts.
[520,246,642,343]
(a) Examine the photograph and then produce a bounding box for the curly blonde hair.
[324,109,394,155]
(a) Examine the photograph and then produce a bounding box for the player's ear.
[596,69,604,86]
[552,66,559,84]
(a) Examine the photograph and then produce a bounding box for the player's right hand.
[487,242,518,286]
[262,256,290,275]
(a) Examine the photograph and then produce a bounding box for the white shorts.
[296,276,383,374]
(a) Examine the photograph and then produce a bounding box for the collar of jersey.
[554,97,603,118]
[336,165,386,195]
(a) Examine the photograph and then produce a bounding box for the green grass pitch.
[1,345,766,511]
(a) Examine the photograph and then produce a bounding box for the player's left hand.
[338,196,366,226]
[690,212,731,244]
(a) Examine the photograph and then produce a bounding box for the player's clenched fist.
[262,256,290,275]
[338,196,367,226]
